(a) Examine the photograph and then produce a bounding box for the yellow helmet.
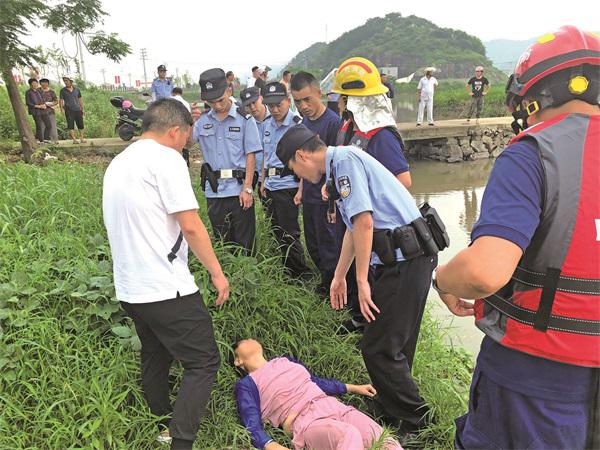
[331,57,389,96]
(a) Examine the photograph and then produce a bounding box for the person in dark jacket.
[25,78,52,143]
[233,339,402,450]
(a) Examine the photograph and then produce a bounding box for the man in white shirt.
[171,87,191,112]
[102,98,229,450]
[416,69,438,126]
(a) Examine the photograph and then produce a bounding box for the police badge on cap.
[262,82,288,105]
[199,68,228,101]
[240,86,260,107]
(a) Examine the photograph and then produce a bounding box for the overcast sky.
[24,0,600,86]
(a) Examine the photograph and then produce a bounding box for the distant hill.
[484,30,600,74]
[287,12,505,81]
[484,38,535,73]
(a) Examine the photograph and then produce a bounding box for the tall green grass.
[0,162,472,449]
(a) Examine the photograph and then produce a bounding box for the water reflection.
[409,159,496,354]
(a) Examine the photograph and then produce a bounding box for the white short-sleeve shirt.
[417,76,438,97]
[102,139,200,303]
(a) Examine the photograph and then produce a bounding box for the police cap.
[199,68,229,101]
[276,124,317,166]
[240,86,261,107]
[262,82,288,105]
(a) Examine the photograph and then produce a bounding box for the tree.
[0,0,130,162]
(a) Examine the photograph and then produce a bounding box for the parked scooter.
[110,95,149,141]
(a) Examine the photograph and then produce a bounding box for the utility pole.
[325,24,328,44]
[141,48,148,88]
[128,72,132,88]
[76,33,86,81]
[100,68,106,86]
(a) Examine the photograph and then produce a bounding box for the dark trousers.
[335,213,361,319]
[206,197,256,254]
[264,188,310,278]
[468,96,484,119]
[361,255,436,428]
[455,365,595,449]
[303,202,338,291]
[120,292,220,442]
[32,112,52,142]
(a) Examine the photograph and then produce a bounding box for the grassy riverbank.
[394,79,509,119]
[0,161,473,449]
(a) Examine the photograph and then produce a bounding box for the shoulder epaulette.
[236,106,251,120]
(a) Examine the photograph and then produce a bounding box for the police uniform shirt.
[254,110,271,182]
[326,145,421,264]
[192,100,262,198]
[262,109,301,192]
[151,78,174,100]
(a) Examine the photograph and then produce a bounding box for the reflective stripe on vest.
[475,113,600,367]
[335,120,404,151]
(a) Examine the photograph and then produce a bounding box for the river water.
[409,159,496,355]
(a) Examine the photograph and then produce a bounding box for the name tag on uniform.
[268,168,277,177]
[228,126,240,132]
[203,124,213,129]
[220,169,233,179]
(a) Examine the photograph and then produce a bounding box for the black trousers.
[335,212,362,319]
[361,255,437,428]
[303,202,337,291]
[206,197,256,254]
[120,292,220,442]
[264,188,310,278]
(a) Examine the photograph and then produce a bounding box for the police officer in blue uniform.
[151,65,174,101]
[193,68,262,254]
[240,86,270,193]
[277,124,439,438]
[261,82,311,279]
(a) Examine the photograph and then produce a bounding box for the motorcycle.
[110,95,149,141]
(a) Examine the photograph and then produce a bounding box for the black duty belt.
[213,168,246,180]
[484,293,600,336]
[264,167,284,178]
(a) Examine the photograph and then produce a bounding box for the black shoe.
[338,317,367,335]
[428,123,435,126]
[416,123,422,126]
[397,431,420,449]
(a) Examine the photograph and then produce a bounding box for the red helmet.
[505,25,600,132]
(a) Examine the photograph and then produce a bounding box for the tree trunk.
[1,66,36,163]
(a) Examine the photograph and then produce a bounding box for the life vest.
[475,113,600,367]
[335,119,404,151]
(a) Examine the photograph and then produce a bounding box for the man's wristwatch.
[243,187,253,194]
[431,268,448,295]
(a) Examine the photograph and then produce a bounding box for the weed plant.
[0,162,472,449]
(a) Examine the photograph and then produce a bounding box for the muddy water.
[410,159,496,355]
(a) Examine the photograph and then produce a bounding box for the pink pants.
[291,396,403,450]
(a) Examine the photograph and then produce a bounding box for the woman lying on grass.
[232,339,402,450]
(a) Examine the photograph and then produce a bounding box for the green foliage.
[288,12,505,81]
[0,163,473,449]
[0,83,145,140]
